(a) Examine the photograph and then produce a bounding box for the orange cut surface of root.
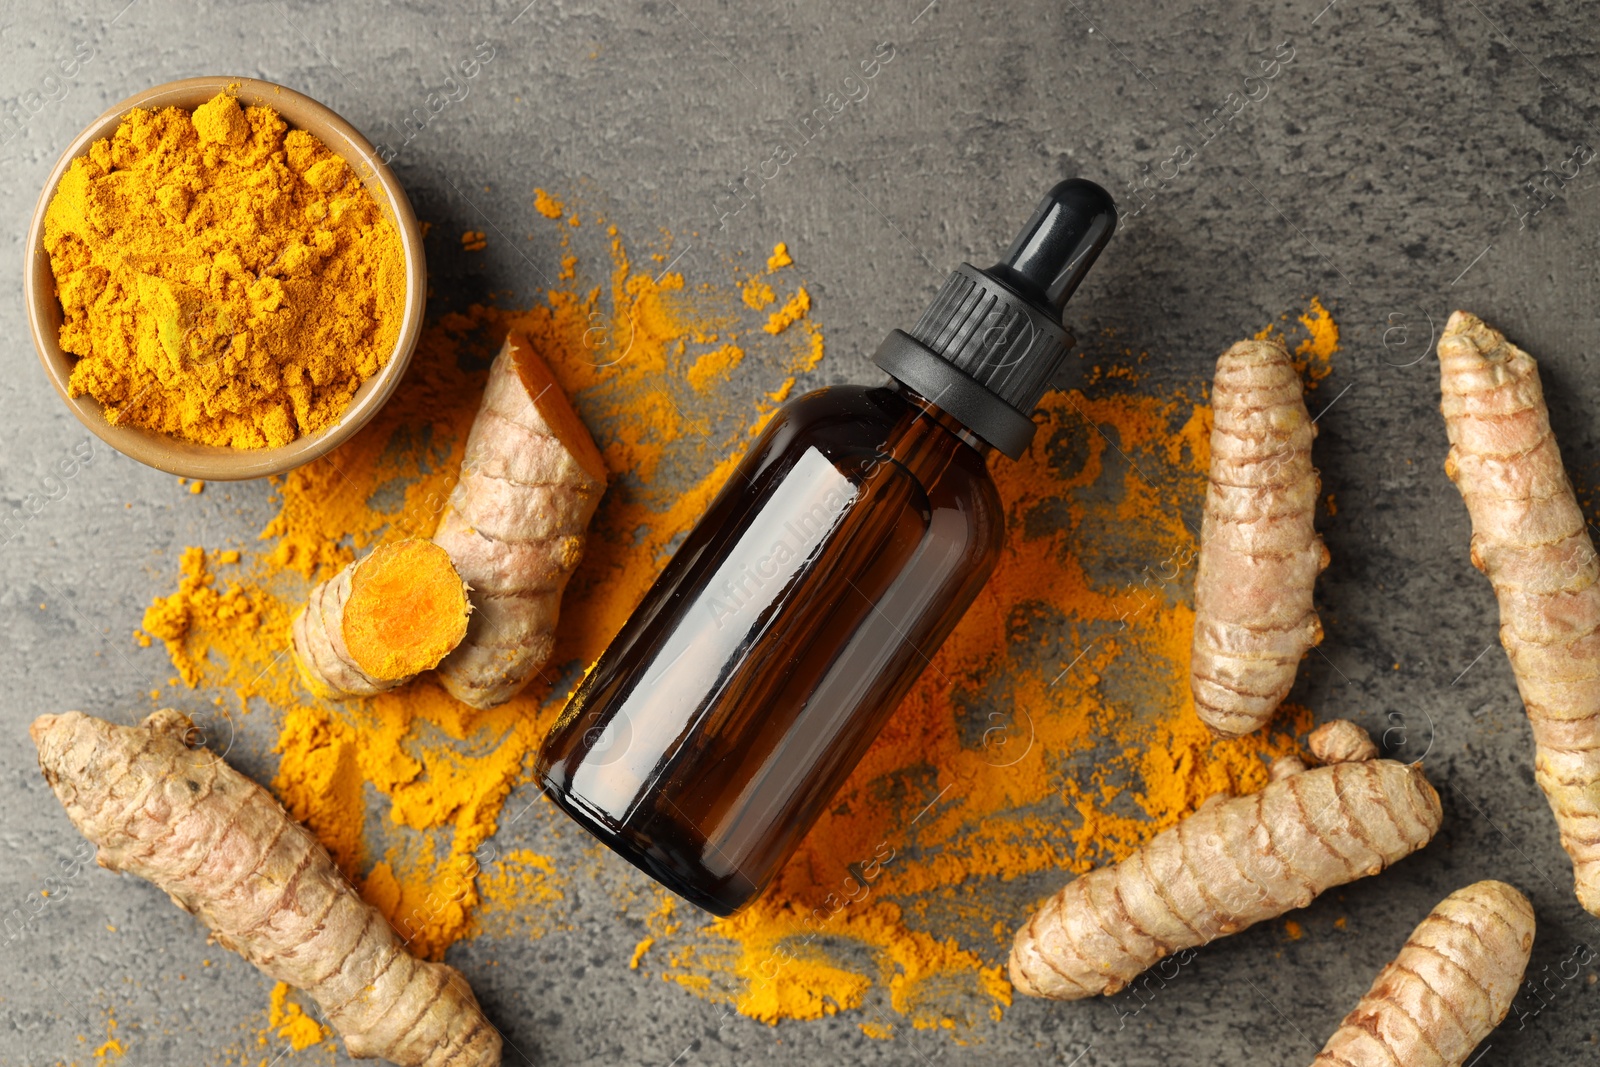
[343,540,471,682]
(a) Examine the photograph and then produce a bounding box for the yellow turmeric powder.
[139,200,1336,1040]
[139,214,812,964]
[533,188,565,219]
[261,982,331,1052]
[44,92,405,448]
[742,277,776,310]
[141,545,281,688]
[763,284,810,333]
[687,343,745,392]
[1255,294,1339,384]
[91,1014,124,1063]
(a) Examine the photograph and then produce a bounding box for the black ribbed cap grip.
[909,264,1072,411]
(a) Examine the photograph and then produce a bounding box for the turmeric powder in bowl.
[42,91,406,449]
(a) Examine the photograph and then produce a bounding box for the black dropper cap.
[873,178,1117,458]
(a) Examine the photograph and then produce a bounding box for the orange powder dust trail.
[653,385,1310,1033]
[140,210,823,965]
[141,201,1334,1041]
[258,982,331,1052]
[1255,295,1338,384]
[534,188,565,218]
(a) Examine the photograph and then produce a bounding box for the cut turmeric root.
[31,709,500,1067]
[1439,310,1600,915]
[1191,337,1328,738]
[289,333,604,708]
[1008,722,1440,1000]
[431,331,607,708]
[1310,880,1534,1067]
[292,538,471,699]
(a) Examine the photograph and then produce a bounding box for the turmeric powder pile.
[44,92,405,448]
[135,196,1346,1041]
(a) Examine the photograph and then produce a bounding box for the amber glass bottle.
[537,180,1117,915]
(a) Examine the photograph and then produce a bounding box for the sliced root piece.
[292,539,470,699]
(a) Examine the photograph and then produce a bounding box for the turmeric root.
[1439,311,1600,915]
[431,331,607,708]
[1191,338,1328,738]
[31,710,500,1067]
[1310,880,1534,1067]
[1308,718,1378,764]
[1008,722,1440,1000]
[292,539,471,699]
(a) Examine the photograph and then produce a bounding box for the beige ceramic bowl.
[24,76,426,480]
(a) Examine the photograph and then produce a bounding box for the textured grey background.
[4,0,1600,1064]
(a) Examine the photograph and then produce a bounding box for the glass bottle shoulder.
[747,383,908,468]
[757,383,1003,524]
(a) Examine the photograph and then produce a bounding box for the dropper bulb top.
[989,178,1118,319]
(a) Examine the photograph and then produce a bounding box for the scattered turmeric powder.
[763,285,810,334]
[141,546,278,688]
[687,343,746,392]
[141,201,1338,1038]
[1293,295,1339,382]
[263,982,332,1052]
[533,188,564,219]
[1255,295,1338,384]
[472,850,567,941]
[44,92,406,448]
[91,1014,124,1062]
[742,276,776,309]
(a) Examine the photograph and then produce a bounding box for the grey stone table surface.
[3,0,1600,1064]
